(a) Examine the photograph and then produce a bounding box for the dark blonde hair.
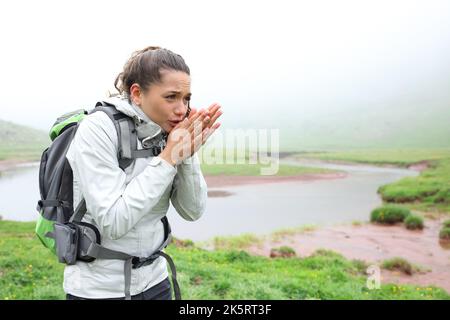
[113,46,190,101]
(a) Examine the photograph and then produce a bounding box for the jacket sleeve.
[170,152,208,221]
[66,113,177,240]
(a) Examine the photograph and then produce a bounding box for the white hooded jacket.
[64,94,207,298]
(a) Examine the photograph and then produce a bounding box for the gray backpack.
[35,101,181,300]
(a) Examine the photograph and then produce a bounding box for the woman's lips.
[168,120,181,127]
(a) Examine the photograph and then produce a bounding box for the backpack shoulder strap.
[89,101,160,171]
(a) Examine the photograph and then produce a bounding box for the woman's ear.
[129,83,143,106]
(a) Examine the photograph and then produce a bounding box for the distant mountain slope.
[279,102,450,151]
[0,119,50,161]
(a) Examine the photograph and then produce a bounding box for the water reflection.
[0,162,41,221]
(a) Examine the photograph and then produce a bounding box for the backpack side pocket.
[53,223,79,265]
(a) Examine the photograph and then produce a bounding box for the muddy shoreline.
[205,172,348,188]
[0,159,40,173]
[292,157,430,172]
[243,217,450,293]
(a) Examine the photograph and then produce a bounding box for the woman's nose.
[174,103,187,117]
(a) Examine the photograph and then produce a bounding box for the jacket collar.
[103,94,166,141]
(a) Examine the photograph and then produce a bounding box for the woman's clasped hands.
[159,103,223,166]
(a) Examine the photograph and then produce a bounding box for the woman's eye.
[166,95,176,99]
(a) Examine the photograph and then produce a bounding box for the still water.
[0,159,418,241]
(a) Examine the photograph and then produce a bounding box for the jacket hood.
[103,94,165,141]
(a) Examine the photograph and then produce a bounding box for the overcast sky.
[0,0,449,131]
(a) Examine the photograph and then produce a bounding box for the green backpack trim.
[49,109,87,141]
[35,214,56,254]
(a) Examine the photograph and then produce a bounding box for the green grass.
[370,205,411,225]
[0,146,47,162]
[0,221,449,300]
[404,214,425,230]
[381,257,425,275]
[203,225,317,250]
[200,163,336,176]
[199,148,340,176]
[270,246,297,258]
[439,228,450,241]
[378,158,450,212]
[443,220,450,229]
[270,225,317,242]
[208,233,264,250]
[296,149,450,167]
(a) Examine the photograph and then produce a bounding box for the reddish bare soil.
[245,218,450,293]
[205,172,347,188]
[0,159,37,173]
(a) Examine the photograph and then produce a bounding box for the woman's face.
[130,69,191,133]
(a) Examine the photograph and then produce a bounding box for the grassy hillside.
[297,149,450,167]
[277,103,450,152]
[0,119,50,161]
[0,220,448,300]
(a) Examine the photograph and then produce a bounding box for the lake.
[0,158,419,241]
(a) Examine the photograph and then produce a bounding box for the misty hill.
[226,99,450,152]
[280,102,450,151]
[0,119,50,161]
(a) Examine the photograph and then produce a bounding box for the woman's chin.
[163,124,174,133]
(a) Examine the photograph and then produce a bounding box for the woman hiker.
[64,46,222,300]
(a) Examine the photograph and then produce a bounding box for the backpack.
[35,101,181,300]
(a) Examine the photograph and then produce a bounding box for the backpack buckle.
[141,135,158,149]
[151,146,162,156]
[131,252,161,269]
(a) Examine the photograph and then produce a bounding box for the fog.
[0,0,449,142]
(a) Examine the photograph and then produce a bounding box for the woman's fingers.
[203,122,221,142]
[198,106,222,131]
[187,107,198,119]
[192,115,205,137]
[190,116,221,151]
[189,108,204,123]
[188,111,207,133]
[190,126,208,154]
[201,128,212,146]
[171,118,187,132]
[207,103,220,113]
[206,108,222,129]
[187,103,222,131]
[201,124,220,145]
[172,108,199,132]
[206,104,220,116]
[206,105,220,121]
[169,102,222,158]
